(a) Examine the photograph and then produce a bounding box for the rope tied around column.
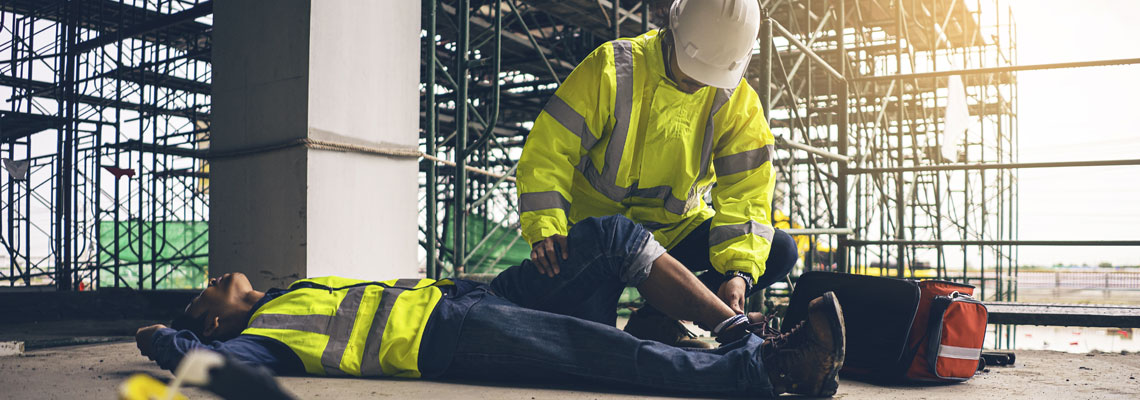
[208,137,516,182]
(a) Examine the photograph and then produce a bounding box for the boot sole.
[814,291,846,397]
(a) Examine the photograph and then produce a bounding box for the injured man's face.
[171,272,262,341]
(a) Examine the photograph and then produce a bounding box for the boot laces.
[749,312,802,348]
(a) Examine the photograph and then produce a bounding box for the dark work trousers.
[444,215,777,397]
[640,218,798,317]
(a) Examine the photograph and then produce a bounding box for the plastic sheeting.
[942,75,971,161]
[97,221,208,289]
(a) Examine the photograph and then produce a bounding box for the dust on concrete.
[1,342,1138,399]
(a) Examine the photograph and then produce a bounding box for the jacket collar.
[640,30,672,83]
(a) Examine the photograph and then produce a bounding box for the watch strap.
[726,270,754,291]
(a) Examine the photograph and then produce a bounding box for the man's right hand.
[530,234,569,277]
[135,324,167,357]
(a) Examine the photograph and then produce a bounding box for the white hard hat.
[669,0,761,89]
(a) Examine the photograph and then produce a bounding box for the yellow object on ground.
[518,30,777,280]
[118,374,187,400]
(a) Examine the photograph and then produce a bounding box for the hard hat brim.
[674,48,750,89]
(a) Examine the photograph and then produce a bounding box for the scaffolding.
[759,0,1022,296]
[421,0,1140,348]
[420,0,658,277]
[3,0,1137,335]
[0,0,211,290]
[418,0,1026,298]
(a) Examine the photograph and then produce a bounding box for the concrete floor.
[2,340,1139,399]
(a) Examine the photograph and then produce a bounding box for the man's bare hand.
[135,324,167,357]
[717,277,747,314]
[530,234,569,278]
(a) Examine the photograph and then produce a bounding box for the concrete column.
[211,1,421,289]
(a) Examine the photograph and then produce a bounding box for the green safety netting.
[97,220,208,289]
[443,213,531,274]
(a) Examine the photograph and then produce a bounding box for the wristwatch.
[725,270,754,291]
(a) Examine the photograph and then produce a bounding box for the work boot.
[760,291,846,397]
[623,307,714,349]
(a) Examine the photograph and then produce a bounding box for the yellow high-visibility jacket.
[241,276,452,378]
[518,30,776,280]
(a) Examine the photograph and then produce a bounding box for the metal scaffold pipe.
[453,0,470,273]
[425,0,439,279]
[854,57,1140,82]
[776,137,851,163]
[611,0,620,39]
[462,0,502,158]
[757,16,772,120]
[848,240,1140,246]
[835,0,849,273]
[894,0,905,279]
[849,158,1140,173]
[785,228,854,235]
[770,20,845,81]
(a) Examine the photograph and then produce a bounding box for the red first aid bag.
[904,280,989,381]
[785,272,988,383]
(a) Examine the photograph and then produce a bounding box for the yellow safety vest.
[241,276,452,378]
[518,29,776,279]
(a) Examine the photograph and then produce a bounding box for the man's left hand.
[135,324,167,357]
[717,277,747,314]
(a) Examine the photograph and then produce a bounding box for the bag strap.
[924,295,956,374]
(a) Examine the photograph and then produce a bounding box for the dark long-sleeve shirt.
[146,279,490,377]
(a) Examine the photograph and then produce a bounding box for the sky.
[1000,0,1140,266]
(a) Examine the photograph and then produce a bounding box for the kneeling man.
[136,216,845,397]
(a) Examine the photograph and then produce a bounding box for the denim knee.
[570,215,665,286]
[571,215,639,253]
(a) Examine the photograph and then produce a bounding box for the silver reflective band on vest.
[698,88,734,184]
[541,95,599,150]
[320,286,366,375]
[714,145,774,176]
[559,40,736,218]
[628,183,685,215]
[249,313,333,331]
[938,344,982,360]
[246,278,422,376]
[709,220,775,247]
[519,191,571,214]
[360,279,419,375]
[603,39,635,198]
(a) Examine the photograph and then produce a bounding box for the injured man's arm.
[134,272,302,374]
[135,215,846,398]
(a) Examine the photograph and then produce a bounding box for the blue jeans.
[442,216,775,397]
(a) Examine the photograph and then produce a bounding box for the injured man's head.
[171,272,264,341]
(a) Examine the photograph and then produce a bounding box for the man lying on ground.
[135,215,846,397]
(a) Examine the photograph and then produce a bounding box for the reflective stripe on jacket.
[518,29,776,280]
[241,276,452,378]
